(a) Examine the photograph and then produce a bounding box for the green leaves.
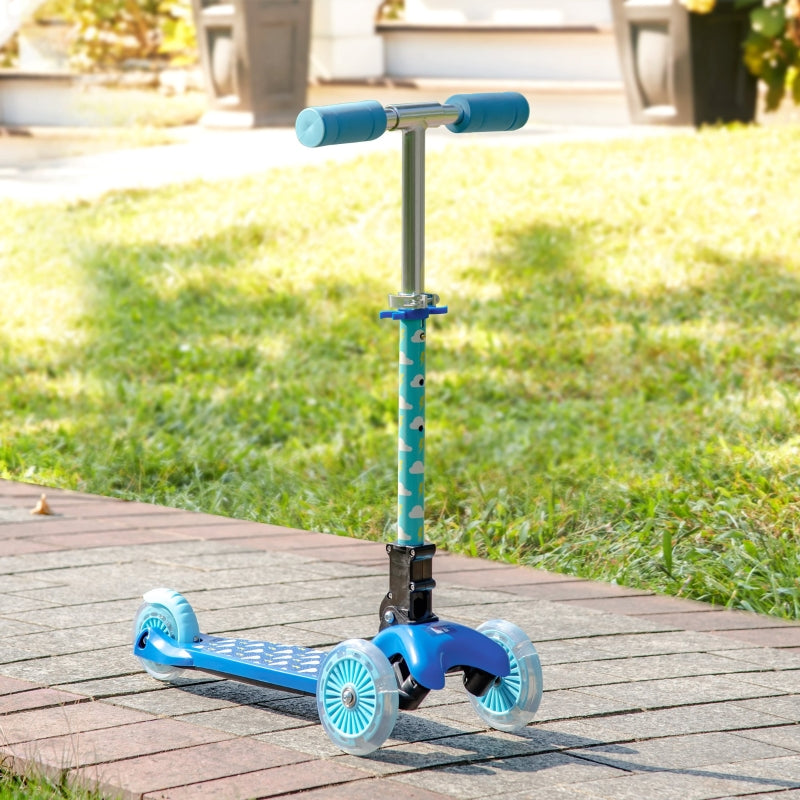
[45,0,197,70]
[727,2,800,113]
[751,4,786,38]
[739,2,800,112]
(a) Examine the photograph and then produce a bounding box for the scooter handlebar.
[296,100,388,148]
[444,92,529,134]
[295,92,530,148]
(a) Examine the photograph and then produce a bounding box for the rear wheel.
[133,589,198,682]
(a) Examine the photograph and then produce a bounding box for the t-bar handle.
[295,92,530,148]
[296,92,529,298]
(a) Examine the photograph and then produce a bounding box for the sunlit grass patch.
[2,124,800,617]
[0,765,116,800]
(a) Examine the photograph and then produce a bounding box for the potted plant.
[726,0,800,110]
[610,0,798,125]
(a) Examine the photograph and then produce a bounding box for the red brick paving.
[6,718,232,773]
[78,738,308,799]
[4,477,800,800]
[0,688,87,714]
[0,676,42,695]
[140,758,371,800]
[0,702,154,746]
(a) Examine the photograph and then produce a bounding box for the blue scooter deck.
[138,629,325,695]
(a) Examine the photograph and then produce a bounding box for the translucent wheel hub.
[467,619,543,732]
[316,639,399,756]
[141,610,174,640]
[484,667,522,714]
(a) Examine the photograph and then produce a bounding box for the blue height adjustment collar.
[379,306,449,321]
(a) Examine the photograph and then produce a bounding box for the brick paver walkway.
[2,478,800,799]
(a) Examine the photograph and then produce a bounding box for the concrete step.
[402,0,612,26]
[378,22,621,83]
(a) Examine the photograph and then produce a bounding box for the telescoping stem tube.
[401,128,425,296]
[388,103,460,296]
[398,316,426,546]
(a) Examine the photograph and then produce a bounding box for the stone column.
[311,0,384,80]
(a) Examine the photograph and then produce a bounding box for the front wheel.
[316,639,399,756]
[467,619,543,732]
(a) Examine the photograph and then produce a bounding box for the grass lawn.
[2,124,799,618]
[0,770,106,800]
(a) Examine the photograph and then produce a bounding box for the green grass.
[2,124,800,618]
[0,768,107,800]
[73,85,206,129]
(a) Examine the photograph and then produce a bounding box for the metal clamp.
[387,292,440,310]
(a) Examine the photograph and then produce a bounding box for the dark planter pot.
[190,0,311,127]
[610,0,757,126]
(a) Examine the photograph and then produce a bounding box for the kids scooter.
[133,92,543,756]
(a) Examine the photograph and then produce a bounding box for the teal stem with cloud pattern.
[397,317,426,546]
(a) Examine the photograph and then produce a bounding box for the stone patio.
[2,478,800,798]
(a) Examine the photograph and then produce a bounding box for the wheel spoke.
[328,665,346,693]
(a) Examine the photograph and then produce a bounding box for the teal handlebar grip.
[445,92,529,134]
[296,100,388,148]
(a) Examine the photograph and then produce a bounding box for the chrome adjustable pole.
[401,126,425,296]
[385,103,460,306]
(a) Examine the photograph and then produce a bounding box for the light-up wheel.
[133,588,199,682]
[316,639,399,755]
[467,619,543,732]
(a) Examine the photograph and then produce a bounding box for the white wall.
[403,0,613,25]
[383,29,620,81]
[310,0,384,80]
[0,74,80,125]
